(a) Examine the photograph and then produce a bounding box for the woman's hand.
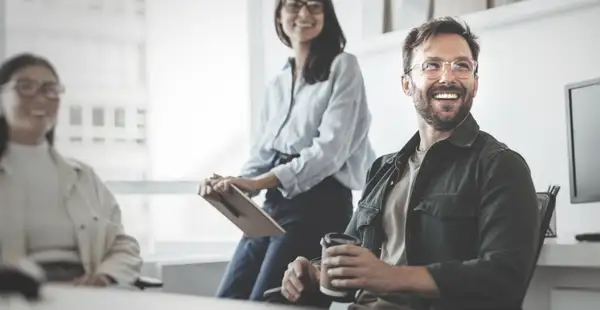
[198,174,230,199]
[212,177,261,194]
[72,274,113,287]
[199,172,280,198]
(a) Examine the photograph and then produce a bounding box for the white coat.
[0,148,142,284]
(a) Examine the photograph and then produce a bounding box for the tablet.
[202,185,286,238]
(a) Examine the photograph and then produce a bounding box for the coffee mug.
[319,232,361,298]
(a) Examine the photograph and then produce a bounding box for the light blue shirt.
[240,52,376,198]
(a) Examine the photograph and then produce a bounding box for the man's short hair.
[403,17,480,75]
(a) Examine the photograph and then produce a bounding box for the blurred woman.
[0,53,142,286]
[200,0,376,301]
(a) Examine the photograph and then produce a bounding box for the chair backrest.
[526,185,560,288]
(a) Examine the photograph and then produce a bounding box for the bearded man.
[279,16,540,310]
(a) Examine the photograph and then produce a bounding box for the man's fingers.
[282,269,300,302]
[291,261,304,278]
[285,261,305,292]
[283,279,301,301]
[330,278,363,289]
[281,284,298,302]
[323,255,359,268]
[328,266,361,279]
[326,244,363,257]
[289,271,305,293]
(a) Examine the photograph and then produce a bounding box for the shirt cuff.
[271,164,298,197]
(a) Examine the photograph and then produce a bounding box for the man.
[279,17,540,310]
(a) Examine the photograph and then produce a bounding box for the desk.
[0,285,317,310]
[524,238,600,310]
[537,238,600,268]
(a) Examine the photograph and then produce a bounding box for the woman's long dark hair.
[0,53,59,159]
[274,0,347,84]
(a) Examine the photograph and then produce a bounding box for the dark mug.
[319,232,361,299]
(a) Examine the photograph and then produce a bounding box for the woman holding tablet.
[200,0,375,301]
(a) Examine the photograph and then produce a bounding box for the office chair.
[525,185,560,289]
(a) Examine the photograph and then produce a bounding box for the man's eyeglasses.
[407,59,478,80]
[5,79,65,100]
[283,0,324,15]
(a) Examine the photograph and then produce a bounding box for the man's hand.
[281,257,320,302]
[323,245,399,295]
[72,274,113,287]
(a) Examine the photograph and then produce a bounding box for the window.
[68,136,83,143]
[134,0,145,16]
[88,0,103,11]
[8,1,251,259]
[92,107,105,127]
[114,108,126,128]
[69,105,83,126]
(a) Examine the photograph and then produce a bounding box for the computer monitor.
[565,77,600,204]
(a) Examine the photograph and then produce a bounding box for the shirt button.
[80,224,86,230]
[93,216,98,221]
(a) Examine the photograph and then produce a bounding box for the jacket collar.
[446,113,480,148]
[389,113,480,164]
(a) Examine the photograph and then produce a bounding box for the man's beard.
[413,85,473,132]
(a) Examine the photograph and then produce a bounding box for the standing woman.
[200,0,376,301]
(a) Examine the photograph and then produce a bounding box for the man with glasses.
[280,17,539,310]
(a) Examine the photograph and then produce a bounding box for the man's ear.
[473,75,479,98]
[402,75,413,96]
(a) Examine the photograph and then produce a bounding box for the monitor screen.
[566,79,600,203]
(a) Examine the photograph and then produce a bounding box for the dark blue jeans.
[216,176,353,301]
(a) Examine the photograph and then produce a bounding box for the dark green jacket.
[345,113,540,310]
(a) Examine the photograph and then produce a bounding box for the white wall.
[353,0,600,237]
[146,0,250,180]
[142,0,252,245]
[251,0,600,237]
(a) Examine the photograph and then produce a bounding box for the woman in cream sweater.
[0,53,141,286]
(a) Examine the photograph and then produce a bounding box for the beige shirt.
[0,148,142,284]
[353,148,427,309]
[5,142,80,264]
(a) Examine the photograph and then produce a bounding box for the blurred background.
[2,2,600,302]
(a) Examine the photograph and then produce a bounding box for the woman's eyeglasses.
[283,0,324,15]
[5,79,65,100]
